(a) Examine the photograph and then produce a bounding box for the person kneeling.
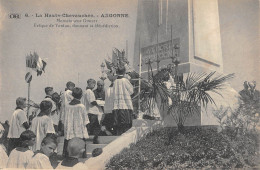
[56,137,87,169]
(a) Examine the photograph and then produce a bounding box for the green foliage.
[106,127,260,169]
[131,69,170,114]
[167,72,234,129]
[213,82,260,136]
[213,100,260,135]
[130,65,234,129]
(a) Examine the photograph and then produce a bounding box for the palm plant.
[134,63,235,132]
[167,71,235,132]
[130,68,171,116]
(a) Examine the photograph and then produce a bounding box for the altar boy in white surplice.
[81,79,103,144]
[62,87,89,158]
[30,100,55,152]
[60,81,75,128]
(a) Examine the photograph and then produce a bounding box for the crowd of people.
[0,65,135,169]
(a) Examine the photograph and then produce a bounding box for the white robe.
[8,109,28,138]
[61,90,74,123]
[30,115,55,151]
[113,77,134,110]
[0,144,8,169]
[6,148,34,169]
[63,104,89,140]
[81,89,103,122]
[26,152,53,169]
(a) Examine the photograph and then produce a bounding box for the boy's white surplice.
[0,144,8,169]
[30,115,55,151]
[81,89,103,121]
[61,90,74,123]
[63,103,89,140]
[0,124,7,169]
[6,148,34,169]
[26,152,53,169]
[8,109,28,138]
[82,89,103,114]
[113,77,134,110]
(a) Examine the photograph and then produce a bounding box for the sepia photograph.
[0,0,259,169]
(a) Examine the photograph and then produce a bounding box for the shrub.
[106,127,259,169]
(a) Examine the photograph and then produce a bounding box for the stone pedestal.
[134,0,233,126]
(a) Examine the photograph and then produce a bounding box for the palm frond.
[185,72,207,90]
[136,66,234,128]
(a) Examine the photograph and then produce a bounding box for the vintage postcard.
[0,0,259,169]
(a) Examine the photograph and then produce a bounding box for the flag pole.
[27,81,30,119]
[138,37,142,117]
[156,26,159,72]
[171,25,173,62]
[166,0,169,34]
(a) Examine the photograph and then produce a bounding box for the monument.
[134,0,239,126]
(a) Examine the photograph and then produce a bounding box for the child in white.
[82,79,103,123]
[62,87,89,157]
[6,130,36,169]
[26,136,57,169]
[60,81,75,125]
[7,97,29,154]
[81,79,103,143]
[30,100,55,152]
[102,71,117,135]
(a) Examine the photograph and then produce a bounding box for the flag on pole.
[105,59,113,71]
[117,48,123,65]
[105,59,117,75]
[26,52,47,76]
[112,49,118,67]
[113,48,124,67]
[110,48,133,74]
